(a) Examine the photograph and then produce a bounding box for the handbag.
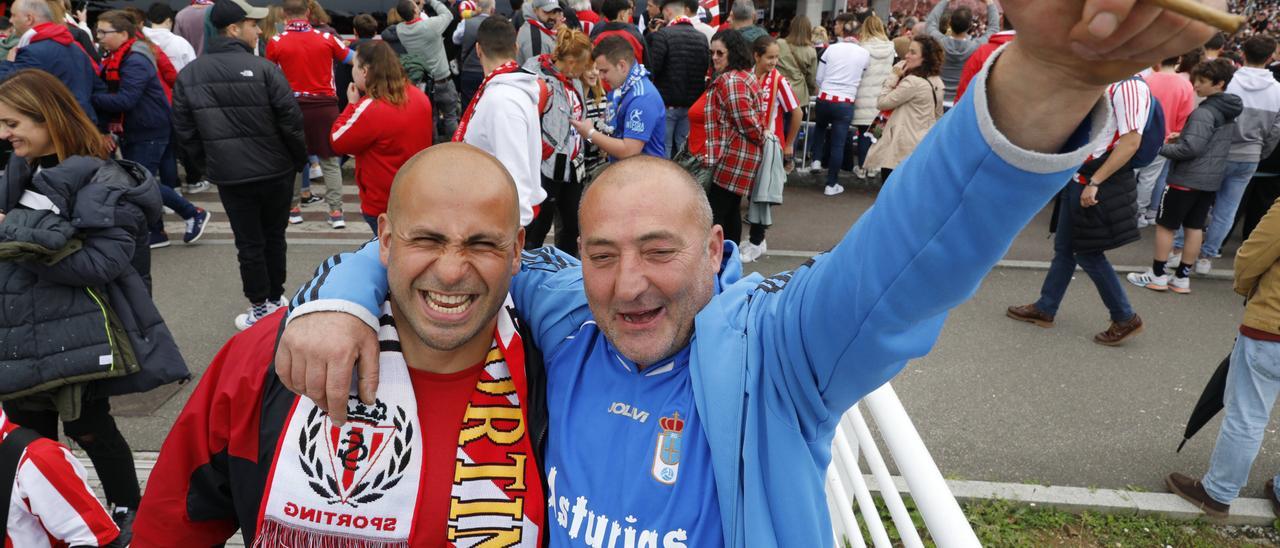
[674,142,713,189]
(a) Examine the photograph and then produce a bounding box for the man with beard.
[132,144,548,546]
[277,1,1223,544]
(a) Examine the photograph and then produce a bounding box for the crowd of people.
[0,0,1277,545]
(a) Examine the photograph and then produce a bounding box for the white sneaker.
[823,184,845,196]
[809,160,823,172]
[1170,275,1191,294]
[756,239,767,257]
[1195,258,1212,275]
[853,166,867,179]
[739,242,759,263]
[1136,216,1152,229]
[234,303,271,331]
[309,163,323,180]
[264,297,289,314]
[185,180,211,194]
[1126,269,1168,291]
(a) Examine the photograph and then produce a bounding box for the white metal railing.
[827,383,980,547]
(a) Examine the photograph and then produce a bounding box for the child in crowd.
[1129,58,1243,294]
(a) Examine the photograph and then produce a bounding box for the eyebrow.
[583,230,684,247]
[403,228,510,243]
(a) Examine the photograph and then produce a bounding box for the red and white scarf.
[454,60,521,142]
[666,16,693,26]
[285,19,313,33]
[526,17,556,37]
[254,298,544,547]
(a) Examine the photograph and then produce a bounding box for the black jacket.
[172,36,307,186]
[1160,92,1244,192]
[0,155,189,399]
[1056,155,1140,254]
[645,22,709,108]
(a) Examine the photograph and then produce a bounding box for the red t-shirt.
[265,21,349,97]
[688,91,708,156]
[407,362,486,544]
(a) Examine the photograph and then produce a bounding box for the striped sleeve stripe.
[332,98,374,142]
[20,445,117,545]
[778,78,799,112]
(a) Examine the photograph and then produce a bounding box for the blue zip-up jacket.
[0,38,105,124]
[92,49,172,142]
[287,52,1112,546]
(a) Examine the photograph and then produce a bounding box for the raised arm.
[757,0,1221,426]
[925,0,948,41]
[980,0,1001,41]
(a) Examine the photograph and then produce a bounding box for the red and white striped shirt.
[760,69,800,142]
[1090,77,1151,159]
[2,409,118,548]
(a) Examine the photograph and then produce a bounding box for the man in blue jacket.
[275,2,1222,545]
[0,0,104,123]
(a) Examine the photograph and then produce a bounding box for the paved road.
[115,173,1277,499]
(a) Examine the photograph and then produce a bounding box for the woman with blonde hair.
[0,69,188,543]
[776,16,817,114]
[330,40,434,233]
[852,13,895,179]
[524,25,592,256]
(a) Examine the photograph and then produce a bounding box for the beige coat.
[776,40,818,108]
[1237,197,1280,336]
[864,69,944,171]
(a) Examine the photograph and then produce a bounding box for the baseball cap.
[532,0,562,12]
[209,0,270,27]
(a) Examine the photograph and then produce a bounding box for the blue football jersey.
[543,321,722,548]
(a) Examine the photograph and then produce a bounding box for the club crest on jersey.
[651,412,684,485]
[297,397,414,507]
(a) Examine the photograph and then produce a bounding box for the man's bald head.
[386,143,521,231]
[582,156,713,235]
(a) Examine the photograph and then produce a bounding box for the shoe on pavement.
[1136,216,1152,229]
[106,505,135,548]
[184,180,211,194]
[853,166,867,179]
[809,160,822,172]
[265,296,289,314]
[1006,303,1054,328]
[1170,275,1191,294]
[234,302,272,331]
[300,193,323,206]
[823,184,845,196]
[739,242,759,263]
[329,210,346,229]
[1166,472,1229,520]
[1267,479,1280,519]
[183,208,210,243]
[289,207,303,225]
[148,230,170,249]
[309,163,323,180]
[1094,314,1143,346]
[1196,258,1212,275]
[1126,269,1168,291]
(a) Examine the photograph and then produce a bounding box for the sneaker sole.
[1165,475,1229,520]
[185,215,209,244]
[1144,283,1168,292]
[150,241,171,249]
[1005,310,1054,328]
[1094,323,1144,347]
[289,218,303,225]
[1170,286,1191,294]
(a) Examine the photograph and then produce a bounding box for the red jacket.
[954,31,1015,102]
[329,85,434,217]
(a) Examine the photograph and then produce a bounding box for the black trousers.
[4,398,140,508]
[707,183,743,244]
[218,175,292,303]
[525,173,582,258]
[1242,175,1280,242]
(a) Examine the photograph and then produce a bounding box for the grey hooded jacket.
[397,0,455,82]
[1226,66,1280,163]
[925,0,999,103]
[1161,92,1245,192]
[0,155,189,399]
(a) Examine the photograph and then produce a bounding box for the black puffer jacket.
[1160,92,1244,192]
[1056,155,1140,254]
[0,155,189,397]
[172,36,306,186]
[645,22,709,108]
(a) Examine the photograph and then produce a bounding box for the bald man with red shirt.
[265,0,354,229]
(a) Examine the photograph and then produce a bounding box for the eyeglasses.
[711,50,727,57]
[95,28,123,36]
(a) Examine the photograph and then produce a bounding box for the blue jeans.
[122,137,197,221]
[664,107,690,159]
[1176,161,1257,257]
[1203,335,1280,505]
[810,100,854,187]
[1034,182,1136,323]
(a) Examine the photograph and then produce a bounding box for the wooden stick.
[1146,0,1246,33]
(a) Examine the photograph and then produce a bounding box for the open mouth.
[619,307,663,327]
[420,290,476,317]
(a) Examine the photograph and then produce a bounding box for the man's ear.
[378,215,393,267]
[512,227,526,275]
[707,224,724,274]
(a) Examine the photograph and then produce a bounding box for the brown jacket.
[864,68,943,171]
[1237,198,1280,336]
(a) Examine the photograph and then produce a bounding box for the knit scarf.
[454,60,520,142]
[100,38,138,135]
[285,19,312,33]
[254,298,543,547]
[604,62,649,135]
[666,16,693,26]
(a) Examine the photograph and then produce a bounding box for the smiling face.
[710,39,728,72]
[0,101,54,159]
[755,43,779,74]
[578,159,723,367]
[379,145,523,357]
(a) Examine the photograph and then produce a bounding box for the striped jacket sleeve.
[9,439,119,546]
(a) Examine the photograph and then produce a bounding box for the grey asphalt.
[117,175,1277,498]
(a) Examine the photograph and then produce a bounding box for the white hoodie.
[463,70,547,225]
[1226,66,1280,163]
